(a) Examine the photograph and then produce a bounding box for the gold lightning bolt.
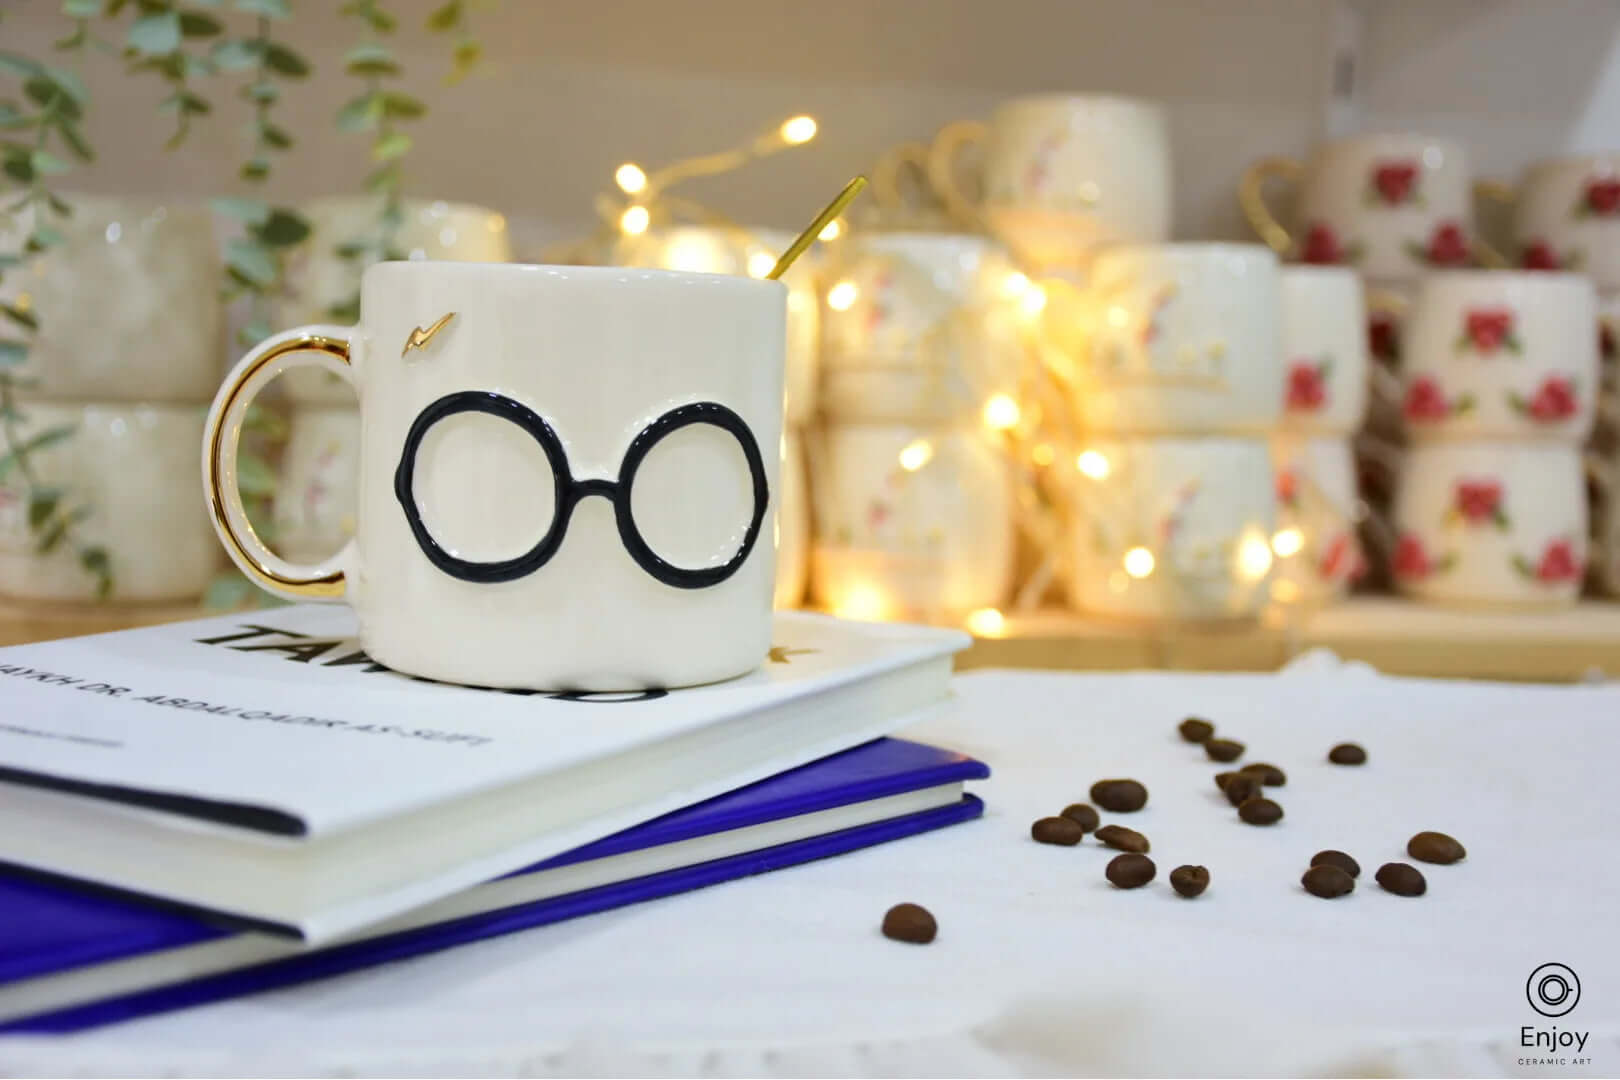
[401,312,457,358]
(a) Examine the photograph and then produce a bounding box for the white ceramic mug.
[0,197,222,402]
[615,226,821,426]
[271,405,361,564]
[775,428,809,609]
[205,262,785,690]
[1270,435,1365,605]
[1071,244,1283,435]
[1242,134,1478,282]
[820,231,1025,423]
[1399,271,1597,442]
[1062,436,1278,621]
[927,95,1171,270]
[809,422,1014,620]
[276,197,512,406]
[1278,266,1368,435]
[0,402,219,602]
[1479,154,1620,288]
[1392,441,1586,608]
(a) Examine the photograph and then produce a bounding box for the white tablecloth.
[5,652,1618,1077]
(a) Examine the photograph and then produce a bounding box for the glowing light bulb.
[835,583,889,622]
[818,219,842,242]
[1123,546,1156,579]
[965,607,1006,637]
[982,393,1021,431]
[1001,270,1030,299]
[780,116,818,145]
[1271,527,1305,558]
[1076,450,1110,479]
[619,205,650,236]
[1237,533,1274,581]
[666,237,714,273]
[1106,305,1131,328]
[1031,443,1055,467]
[1020,285,1047,316]
[827,280,858,311]
[897,438,933,472]
[614,163,647,195]
[746,251,776,278]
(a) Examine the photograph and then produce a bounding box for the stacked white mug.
[0,197,223,604]
[812,231,1025,622]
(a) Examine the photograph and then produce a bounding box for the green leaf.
[79,545,110,574]
[240,156,269,182]
[333,240,370,259]
[127,11,182,55]
[28,488,60,530]
[426,0,463,31]
[243,401,286,438]
[335,91,380,132]
[211,37,262,70]
[343,41,398,76]
[238,318,271,345]
[380,91,424,119]
[0,340,27,368]
[31,149,70,175]
[2,303,38,330]
[261,123,291,148]
[0,54,44,79]
[35,517,69,554]
[161,90,211,116]
[55,119,93,162]
[240,80,278,103]
[236,452,277,496]
[46,192,73,217]
[372,131,411,162]
[29,224,65,249]
[179,11,223,36]
[2,154,33,183]
[252,207,309,247]
[326,294,361,323]
[0,104,31,130]
[0,424,76,480]
[203,570,254,610]
[263,42,308,77]
[225,237,276,286]
[54,23,88,51]
[448,36,481,81]
[210,195,271,225]
[62,0,104,16]
[233,0,291,17]
[362,162,399,193]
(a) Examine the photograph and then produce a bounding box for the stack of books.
[0,606,987,1032]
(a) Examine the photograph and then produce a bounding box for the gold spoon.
[766,175,868,280]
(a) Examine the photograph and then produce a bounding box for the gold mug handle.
[1471,178,1516,269]
[871,141,935,213]
[926,120,990,231]
[1238,156,1303,257]
[202,326,357,602]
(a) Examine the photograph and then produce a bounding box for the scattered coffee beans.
[1407,831,1465,864]
[1178,717,1215,743]
[1223,773,1263,808]
[1240,762,1286,786]
[1169,864,1209,898]
[1302,864,1355,898]
[1204,738,1245,763]
[1060,803,1100,832]
[1237,797,1283,825]
[1031,816,1085,846]
[881,902,937,943]
[1095,824,1150,853]
[1328,743,1366,765]
[1310,850,1361,878]
[1375,862,1427,896]
[1089,778,1148,813]
[1214,771,1239,791]
[1105,853,1156,889]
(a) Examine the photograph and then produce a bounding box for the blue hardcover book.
[0,738,986,1033]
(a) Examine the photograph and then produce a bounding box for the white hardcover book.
[0,607,967,942]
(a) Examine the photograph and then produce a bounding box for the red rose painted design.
[1369,161,1420,207]
[1393,533,1455,579]
[1456,307,1519,355]
[1449,478,1508,530]
[1514,538,1583,583]
[1406,221,1470,267]
[1522,239,1560,270]
[1582,177,1620,217]
[1302,222,1360,265]
[1403,376,1474,422]
[1275,468,1298,509]
[1316,532,1361,582]
[1508,375,1579,422]
[1285,358,1331,412]
[1368,311,1400,363]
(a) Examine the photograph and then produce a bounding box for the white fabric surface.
[5,654,1619,1077]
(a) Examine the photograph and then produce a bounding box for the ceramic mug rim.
[1313,132,1465,155]
[361,259,789,297]
[1091,241,1279,266]
[1522,153,1620,180]
[990,92,1164,121]
[1414,268,1593,291]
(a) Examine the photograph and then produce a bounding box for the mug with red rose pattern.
[1241,134,1482,284]
[1278,266,1368,435]
[1477,154,1620,291]
[1393,441,1586,608]
[1399,271,1597,442]
[1270,435,1366,605]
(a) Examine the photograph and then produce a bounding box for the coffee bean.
[1105,853,1156,889]
[1301,864,1355,898]
[1375,862,1427,896]
[881,902,937,943]
[1237,797,1283,825]
[1169,864,1209,898]
[1060,803,1099,832]
[1178,717,1215,743]
[1031,816,1085,846]
[1223,773,1263,808]
[1214,771,1239,791]
[1089,778,1148,813]
[1205,738,1245,763]
[1240,762,1286,786]
[1407,831,1465,864]
[1310,850,1361,878]
[1328,743,1366,765]
[1095,824,1150,853]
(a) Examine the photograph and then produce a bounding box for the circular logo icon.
[1527,963,1581,1017]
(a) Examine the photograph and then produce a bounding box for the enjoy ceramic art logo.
[1520,963,1593,1069]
